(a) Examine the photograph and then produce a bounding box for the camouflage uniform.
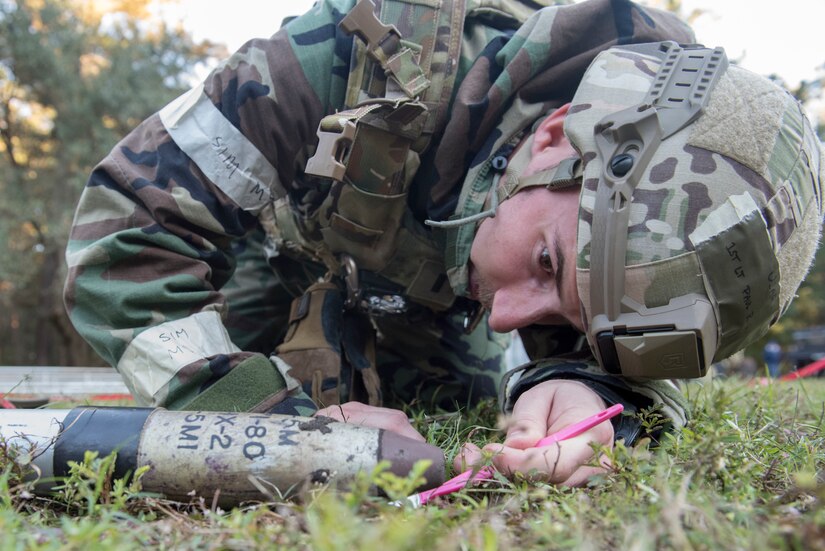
[64,0,694,438]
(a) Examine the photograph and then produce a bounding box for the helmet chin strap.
[485,132,582,209]
[425,132,581,230]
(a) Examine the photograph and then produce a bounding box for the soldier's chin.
[467,263,484,305]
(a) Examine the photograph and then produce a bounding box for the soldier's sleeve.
[63,0,357,413]
[499,357,688,444]
[501,327,688,444]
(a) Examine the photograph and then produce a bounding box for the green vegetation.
[0,0,221,366]
[1,378,824,550]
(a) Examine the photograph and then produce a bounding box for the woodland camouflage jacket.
[65,0,694,433]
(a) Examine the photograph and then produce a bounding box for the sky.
[151,0,824,90]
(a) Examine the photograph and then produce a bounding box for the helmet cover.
[567,42,825,366]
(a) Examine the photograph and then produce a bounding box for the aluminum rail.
[0,366,130,396]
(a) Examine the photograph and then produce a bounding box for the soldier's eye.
[539,247,553,273]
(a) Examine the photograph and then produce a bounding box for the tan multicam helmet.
[565,41,824,379]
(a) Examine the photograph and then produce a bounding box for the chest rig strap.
[339,0,466,147]
[301,0,463,312]
[340,0,431,99]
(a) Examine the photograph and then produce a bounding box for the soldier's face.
[469,106,582,332]
[469,185,581,332]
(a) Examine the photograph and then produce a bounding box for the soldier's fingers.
[556,453,612,487]
[504,397,552,449]
[484,434,604,484]
[453,445,609,489]
[315,402,425,442]
[504,380,608,449]
[453,442,484,472]
[314,404,348,422]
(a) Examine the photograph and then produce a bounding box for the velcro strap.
[385,47,430,98]
[183,355,287,412]
[289,291,311,325]
[278,281,342,354]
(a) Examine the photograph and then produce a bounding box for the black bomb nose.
[378,430,446,489]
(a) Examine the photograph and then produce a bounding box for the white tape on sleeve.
[159,84,275,213]
[117,311,242,404]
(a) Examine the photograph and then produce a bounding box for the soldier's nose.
[488,289,546,333]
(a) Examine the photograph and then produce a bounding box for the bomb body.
[0,407,445,505]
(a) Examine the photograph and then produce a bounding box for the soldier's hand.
[315,401,426,442]
[453,380,613,486]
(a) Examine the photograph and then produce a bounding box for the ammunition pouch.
[311,100,425,268]
[299,92,455,311]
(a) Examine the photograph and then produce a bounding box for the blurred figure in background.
[763,340,783,378]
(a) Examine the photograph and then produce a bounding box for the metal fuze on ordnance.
[0,407,445,505]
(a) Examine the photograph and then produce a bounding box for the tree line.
[0,0,221,366]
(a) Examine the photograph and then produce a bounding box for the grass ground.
[1,377,824,550]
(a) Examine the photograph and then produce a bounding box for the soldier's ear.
[523,103,576,177]
[531,103,572,157]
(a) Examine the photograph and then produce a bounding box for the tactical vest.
[260,0,547,313]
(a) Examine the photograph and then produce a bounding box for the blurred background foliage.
[0,0,823,371]
[0,0,223,365]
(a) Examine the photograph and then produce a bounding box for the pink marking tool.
[394,403,624,507]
